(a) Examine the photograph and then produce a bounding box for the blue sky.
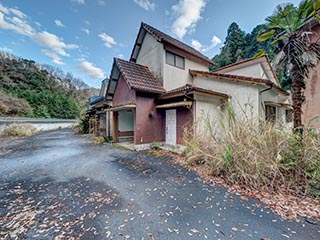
[0,0,301,88]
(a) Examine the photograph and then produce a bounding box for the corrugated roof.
[115,58,165,94]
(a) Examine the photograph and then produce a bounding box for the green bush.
[76,116,89,134]
[2,123,36,137]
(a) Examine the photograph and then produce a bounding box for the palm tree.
[257,0,320,134]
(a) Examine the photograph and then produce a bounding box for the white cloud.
[42,49,64,65]
[0,12,35,37]
[117,54,124,59]
[191,39,202,51]
[97,0,106,6]
[0,46,13,52]
[191,35,222,52]
[99,33,117,48]
[133,0,155,11]
[9,8,26,19]
[71,0,85,5]
[0,4,25,18]
[171,0,206,39]
[35,21,41,27]
[0,3,10,15]
[77,61,105,79]
[0,3,78,65]
[82,28,90,35]
[54,19,65,27]
[210,35,222,48]
[35,31,79,57]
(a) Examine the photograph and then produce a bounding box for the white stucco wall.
[135,32,210,91]
[222,64,267,79]
[164,56,208,91]
[193,76,260,120]
[194,93,226,138]
[136,33,164,84]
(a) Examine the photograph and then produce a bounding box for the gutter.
[260,85,273,94]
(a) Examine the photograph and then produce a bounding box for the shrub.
[0,100,9,115]
[2,123,36,137]
[183,112,320,196]
[76,116,89,134]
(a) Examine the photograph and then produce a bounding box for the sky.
[0,0,302,88]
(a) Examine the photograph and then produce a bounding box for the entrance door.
[166,109,176,145]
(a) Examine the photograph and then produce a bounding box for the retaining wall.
[0,117,77,134]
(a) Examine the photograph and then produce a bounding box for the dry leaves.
[172,153,320,221]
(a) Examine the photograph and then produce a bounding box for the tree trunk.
[291,68,306,135]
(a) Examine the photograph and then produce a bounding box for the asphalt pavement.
[0,129,319,239]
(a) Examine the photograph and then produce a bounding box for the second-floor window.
[166,51,185,69]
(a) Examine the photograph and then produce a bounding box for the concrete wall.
[303,24,320,128]
[0,117,77,134]
[136,33,164,84]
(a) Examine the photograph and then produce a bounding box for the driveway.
[0,129,319,239]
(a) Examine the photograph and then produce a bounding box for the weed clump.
[2,123,36,137]
[183,110,320,196]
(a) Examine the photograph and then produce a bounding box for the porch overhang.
[105,104,136,112]
[159,84,230,100]
[155,101,192,109]
[265,101,292,109]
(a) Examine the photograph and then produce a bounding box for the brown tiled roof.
[160,84,230,99]
[141,23,213,65]
[115,58,165,94]
[189,70,290,96]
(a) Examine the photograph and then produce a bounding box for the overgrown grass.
[91,136,106,144]
[2,123,37,137]
[183,111,320,197]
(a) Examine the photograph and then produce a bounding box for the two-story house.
[104,22,292,149]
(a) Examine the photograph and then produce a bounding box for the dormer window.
[166,51,185,69]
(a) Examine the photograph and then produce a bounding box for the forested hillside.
[212,23,290,89]
[0,53,99,119]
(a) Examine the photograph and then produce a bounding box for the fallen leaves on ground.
[0,177,119,239]
[171,153,320,221]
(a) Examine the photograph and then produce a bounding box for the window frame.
[285,109,293,123]
[265,105,277,123]
[165,51,185,69]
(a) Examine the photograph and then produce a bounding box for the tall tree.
[257,0,320,133]
[212,22,246,68]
